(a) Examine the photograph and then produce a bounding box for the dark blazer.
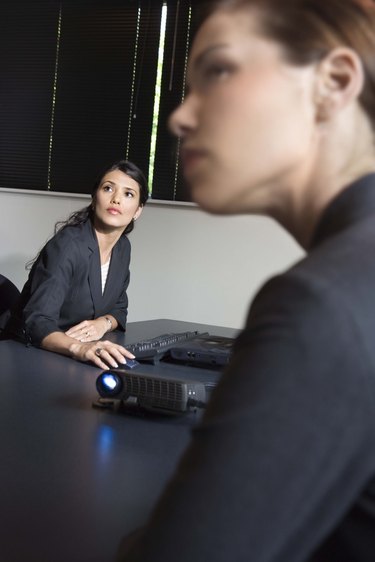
[117,174,375,562]
[7,219,131,346]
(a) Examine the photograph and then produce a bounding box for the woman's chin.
[190,184,233,215]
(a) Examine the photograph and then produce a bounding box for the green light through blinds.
[148,3,167,193]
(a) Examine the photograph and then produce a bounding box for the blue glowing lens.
[102,374,118,391]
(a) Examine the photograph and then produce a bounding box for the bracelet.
[104,316,113,332]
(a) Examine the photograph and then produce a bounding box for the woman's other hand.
[66,317,114,342]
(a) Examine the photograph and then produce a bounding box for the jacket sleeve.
[22,233,78,345]
[116,273,375,562]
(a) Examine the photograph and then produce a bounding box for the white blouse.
[101,259,111,294]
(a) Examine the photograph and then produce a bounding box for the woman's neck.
[273,110,375,250]
[95,228,122,264]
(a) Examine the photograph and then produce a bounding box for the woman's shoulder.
[59,219,91,235]
[52,220,93,243]
[42,221,93,257]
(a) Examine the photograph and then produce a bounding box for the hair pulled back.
[202,0,375,127]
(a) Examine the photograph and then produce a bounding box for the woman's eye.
[194,63,232,90]
[125,191,134,198]
[203,63,230,81]
[103,184,113,192]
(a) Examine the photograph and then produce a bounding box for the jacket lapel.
[86,222,102,317]
[101,240,123,306]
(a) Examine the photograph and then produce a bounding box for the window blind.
[0,2,59,190]
[0,0,200,201]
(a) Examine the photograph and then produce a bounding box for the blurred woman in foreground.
[118,1,375,560]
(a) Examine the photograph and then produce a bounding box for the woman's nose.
[111,192,120,204]
[168,98,195,138]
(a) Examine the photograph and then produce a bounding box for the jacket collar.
[85,219,99,252]
[310,173,375,249]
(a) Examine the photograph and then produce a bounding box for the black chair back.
[0,274,20,316]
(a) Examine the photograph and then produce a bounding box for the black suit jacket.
[8,219,131,345]
[117,174,375,562]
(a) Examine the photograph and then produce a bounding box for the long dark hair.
[55,159,149,236]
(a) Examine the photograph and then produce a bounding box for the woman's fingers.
[91,346,121,368]
[66,321,87,336]
[66,323,99,341]
[87,341,134,368]
[66,319,108,341]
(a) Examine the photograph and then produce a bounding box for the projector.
[96,369,207,414]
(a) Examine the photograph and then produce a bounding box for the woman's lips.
[181,148,206,175]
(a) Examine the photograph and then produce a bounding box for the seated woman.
[3,159,148,369]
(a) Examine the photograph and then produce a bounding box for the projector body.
[96,369,207,414]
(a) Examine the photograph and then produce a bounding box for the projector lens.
[96,372,122,397]
[102,374,118,390]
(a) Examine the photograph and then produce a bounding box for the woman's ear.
[314,47,365,122]
[133,206,143,221]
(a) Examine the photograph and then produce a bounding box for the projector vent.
[123,374,185,411]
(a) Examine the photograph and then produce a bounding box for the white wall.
[0,189,304,329]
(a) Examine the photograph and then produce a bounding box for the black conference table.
[0,319,236,562]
